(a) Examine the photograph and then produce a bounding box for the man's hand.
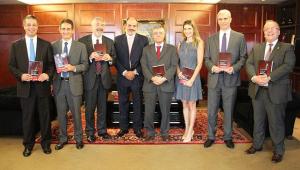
[21,73,32,82]
[252,75,270,86]
[101,54,112,61]
[62,64,76,72]
[124,71,136,80]
[212,65,223,73]
[38,73,49,82]
[223,66,234,74]
[151,76,167,85]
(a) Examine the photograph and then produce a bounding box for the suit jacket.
[52,40,88,96]
[8,37,54,98]
[246,41,295,104]
[204,30,247,88]
[78,35,116,90]
[141,43,178,93]
[114,33,149,87]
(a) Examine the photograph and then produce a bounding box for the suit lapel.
[68,40,75,61]
[123,35,130,56]
[260,43,266,60]
[88,35,94,51]
[150,44,157,61]
[159,43,167,60]
[213,33,220,53]
[130,34,139,58]
[269,42,280,61]
[36,38,42,61]
[20,38,29,63]
[227,31,234,52]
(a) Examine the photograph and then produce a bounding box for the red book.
[54,53,69,73]
[152,64,165,76]
[218,52,232,69]
[94,43,107,55]
[28,61,43,81]
[257,60,273,76]
[181,67,194,80]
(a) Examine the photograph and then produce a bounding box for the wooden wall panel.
[122,4,168,20]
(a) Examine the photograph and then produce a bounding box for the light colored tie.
[29,38,35,61]
[264,43,273,61]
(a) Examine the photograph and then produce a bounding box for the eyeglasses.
[264,27,279,31]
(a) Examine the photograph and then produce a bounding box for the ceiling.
[0,0,287,5]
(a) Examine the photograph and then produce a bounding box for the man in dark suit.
[52,19,88,150]
[245,20,295,163]
[114,17,149,138]
[204,9,247,148]
[141,26,178,141]
[8,15,54,157]
[78,17,116,142]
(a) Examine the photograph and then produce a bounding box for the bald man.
[78,17,116,142]
[204,9,247,148]
[245,20,295,163]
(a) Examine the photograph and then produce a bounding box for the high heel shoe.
[181,130,188,140]
[183,131,194,143]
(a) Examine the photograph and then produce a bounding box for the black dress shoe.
[224,140,235,149]
[99,133,112,140]
[245,146,262,154]
[134,130,143,138]
[87,135,96,143]
[161,136,169,142]
[55,142,67,150]
[272,153,283,163]
[116,130,129,137]
[23,147,32,157]
[76,142,84,149]
[204,139,214,148]
[42,147,52,154]
[145,136,155,141]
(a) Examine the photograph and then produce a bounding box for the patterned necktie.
[29,38,35,61]
[264,43,273,61]
[62,42,69,78]
[156,46,161,60]
[221,33,227,52]
[95,39,102,74]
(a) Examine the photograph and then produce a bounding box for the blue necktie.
[29,38,35,61]
[221,33,227,52]
[62,42,69,78]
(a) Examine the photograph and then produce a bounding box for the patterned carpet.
[38,108,251,144]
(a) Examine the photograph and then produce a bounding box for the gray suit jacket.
[52,40,88,96]
[141,43,178,93]
[246,41,295,104]
[78,35,116,90]
[204,30,247,88]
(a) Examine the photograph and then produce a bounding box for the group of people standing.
[9,8,295,164]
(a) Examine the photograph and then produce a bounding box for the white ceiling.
[0,0,288,5]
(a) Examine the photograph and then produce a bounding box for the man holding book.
[8,15,54,157]
[78,17,116,142]
[141,26,178,141]
[245,20,296,163]
[204,9,247,149]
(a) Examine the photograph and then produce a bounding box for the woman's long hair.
[182,20,202,47]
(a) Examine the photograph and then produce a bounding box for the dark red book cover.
[94,43,107,55]
[181,67,194,80]
[257,60,273,76]
[152,64,165,76]
[28,61,43,81]
[218,52,232,69]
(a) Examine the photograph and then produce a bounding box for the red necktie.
[95,39,102,74]
[156,46,161,60]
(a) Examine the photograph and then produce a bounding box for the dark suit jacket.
[9,37,54,98]
[78,35,116,90]
[246,41,296,104]
[114,33,149,87]
[52,40,88,96]
[141,43,178,93]
[204,30,247,88]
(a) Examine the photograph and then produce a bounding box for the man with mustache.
[78,17,116,142]
[245,20,295,163]
[114,17,149,138]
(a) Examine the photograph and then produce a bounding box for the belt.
[61,77,69,81]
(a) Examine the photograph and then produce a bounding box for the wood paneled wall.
[0,3,276,89]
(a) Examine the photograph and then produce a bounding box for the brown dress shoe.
[245,146,262,154]
[272,153,283,163]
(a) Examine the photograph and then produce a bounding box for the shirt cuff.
[122,70,127,76]
[134,69,139,75]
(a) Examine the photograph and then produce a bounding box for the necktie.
[156,46,161,60]
[221,33,227,52]
[264,43,273,61]
[95,39,102,74]
[62,42,69,78]
[29,38,35,61]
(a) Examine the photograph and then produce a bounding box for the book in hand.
[218,52,232,69]
[54,53,69,73]
[152,64,165,76]
[257,60,273,76]
[94,43,107,56]
[181,67,194,80]
[28,61,43,81]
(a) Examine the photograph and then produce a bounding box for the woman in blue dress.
[176,20,204,142]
